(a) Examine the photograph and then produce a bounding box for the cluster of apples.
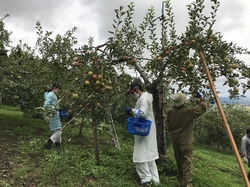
[181,58,195,73]
[84,71,113,92]
[118,56,137,65]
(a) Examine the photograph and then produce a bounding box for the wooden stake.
[199,52,249,187]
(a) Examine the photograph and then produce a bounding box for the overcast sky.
[1,0,250,97]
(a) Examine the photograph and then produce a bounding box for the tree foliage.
[1,0,250,159]
[194,104,250,150]
[105,0,250,99]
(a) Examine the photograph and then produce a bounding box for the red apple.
[181,67,186,72]
[92,74,97,79]
[165,50,170,55]
[234,87,239,92]
[208,38,213,43]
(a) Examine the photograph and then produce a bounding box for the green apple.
[72,94,79,99]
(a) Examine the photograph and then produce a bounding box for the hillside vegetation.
[0,105,248,187]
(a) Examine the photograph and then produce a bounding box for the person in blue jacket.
[43,83,62,149]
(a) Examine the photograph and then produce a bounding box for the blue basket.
[59,110,71,119]
[127,110,152,136]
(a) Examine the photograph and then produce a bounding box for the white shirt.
[241,134,250,158]
[132,92,159,163]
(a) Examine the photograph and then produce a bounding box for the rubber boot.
[55,142,61,148]
[44,139,53,150]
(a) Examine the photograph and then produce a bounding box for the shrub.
[194,104,250,150]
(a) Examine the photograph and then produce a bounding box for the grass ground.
[0,105,248,187]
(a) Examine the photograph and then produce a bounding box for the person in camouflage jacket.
[166,92,207,187]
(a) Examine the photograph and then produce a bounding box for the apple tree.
[1,16,133,164]
[33,23,134,164]
[100,0,250,156]
[63,40,136,164]
[0,14,12,105]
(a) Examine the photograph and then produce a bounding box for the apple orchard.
[1,0,250,164]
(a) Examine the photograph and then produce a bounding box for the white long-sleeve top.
[131,92,159,163]
[241,134,250,158]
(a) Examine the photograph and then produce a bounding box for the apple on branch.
[181,67,186,73]
[97,75,103,80]
[226,68,233,74]
[96,80,101,85]
[234,87,239,92]
[124,56,129,60]
[231,63,238,69]
[187,63,194,70]
[165,50,170,55]
[72,94,80,99]
[208,38,213,43]
[88,71,93,76]
[223,57,229,63]
[84,80,90,86]
[92,74,97,79]
[214,66,219,70]
[131,58,137,65]
[233,79,238,85]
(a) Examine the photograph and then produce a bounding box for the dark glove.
[126,107,132,115]
[194,92,202,98]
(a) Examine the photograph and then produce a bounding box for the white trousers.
[50,128,62,143]
[135,160,160,184]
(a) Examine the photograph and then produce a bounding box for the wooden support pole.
[199,52,249,187]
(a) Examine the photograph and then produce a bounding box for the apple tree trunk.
[0,93,2,105]
[90,94,100,166]
[149,83,166,157]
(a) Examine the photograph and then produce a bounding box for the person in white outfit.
[126,83,160,186]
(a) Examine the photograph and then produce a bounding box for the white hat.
[172,93,186,107]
